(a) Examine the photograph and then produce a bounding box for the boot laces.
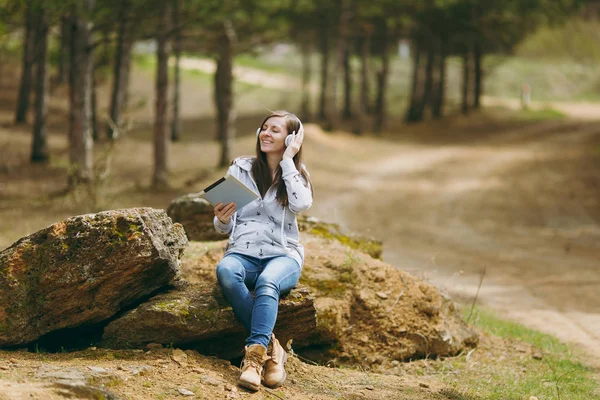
[268,340,281,363]
[242,351,265,371]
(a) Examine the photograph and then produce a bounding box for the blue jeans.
[216,253,302,349]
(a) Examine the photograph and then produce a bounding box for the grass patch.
[299,276,347,298]
[515,18,600,63]
[132,51,298,115]
[235,54,289,73]
[432,307,599,400]
[516,107,567,121]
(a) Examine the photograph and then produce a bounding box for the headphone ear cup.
[256,128,261,138]
[285,135,293,147]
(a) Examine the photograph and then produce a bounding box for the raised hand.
[283,124,304,160]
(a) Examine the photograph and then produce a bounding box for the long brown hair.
[251,110,313,207]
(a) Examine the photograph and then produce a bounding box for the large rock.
[167,194,224,241]
[0,208,187,347]
[102,282,316,359]
[177,237,478,366]
[298,235,479,364]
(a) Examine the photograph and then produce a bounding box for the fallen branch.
[466,266,487,325]
[263,387,285,399]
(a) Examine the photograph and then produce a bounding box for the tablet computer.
[199,173,259,211]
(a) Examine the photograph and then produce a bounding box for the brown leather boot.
[263,334,288,388]
[238,344,269,391]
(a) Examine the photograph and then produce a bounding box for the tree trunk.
[31,7,49,163]
[473,40,482,109]
[153,2,172,188]
[122,49,132,109]
[107,0,132,140]
[171,0,182,142]
[354,28,370,134]
[432,37,446,119]
[215,21,236,168]
[68,3,94,185]
[342,47,352,119]
[299,38,312,121]
[416,39,434,119]
[373,19,390,133]
[15,1,35,125]
[405,37,423,123]
[91,69,99,141]
[325,0,350,131]
[317,24,329,121]
[55,15,70,86]
[461,42,472,115]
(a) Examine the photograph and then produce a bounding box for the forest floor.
[0,60,599,399]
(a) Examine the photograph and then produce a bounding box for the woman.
[213,110,313,391]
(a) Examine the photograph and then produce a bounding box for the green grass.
[439,307,600,400]
[235,53,293,73]
[134,52,299,117]
[516,107,567,121]
[483,55,600,103]
[516,19,600,63]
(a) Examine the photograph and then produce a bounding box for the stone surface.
[167,194,225,241]
[178,236,478,363]
[0,379,119,400]
[0,208,187,346]
[102,283,316,359]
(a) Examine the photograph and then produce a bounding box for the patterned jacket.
[213,156,313,268]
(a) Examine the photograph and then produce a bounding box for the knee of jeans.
[255,276,279,300]
[216,262,243,289]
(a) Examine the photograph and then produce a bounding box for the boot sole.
[238,379,261,392]
[264,351,288,388]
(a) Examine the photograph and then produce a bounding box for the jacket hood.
[233,156,254,172]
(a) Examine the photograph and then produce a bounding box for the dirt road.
[305,117,600,367]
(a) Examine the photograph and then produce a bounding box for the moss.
[153,299,191,320]
[310,225,335,240]
[315,309,340,341]
[339,271,356,284]
[129,224,142,233]
[300,276,347,298]
[110,218,144,243]
[309,225,383,260]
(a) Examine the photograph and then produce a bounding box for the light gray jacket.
[213,156,313,267]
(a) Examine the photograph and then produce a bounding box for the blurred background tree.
[0,0,593,187]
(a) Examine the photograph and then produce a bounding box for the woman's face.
[258,116,288,154]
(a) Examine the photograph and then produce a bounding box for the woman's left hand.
[282,124,304,159]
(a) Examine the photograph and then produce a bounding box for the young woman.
[213,110,313,391]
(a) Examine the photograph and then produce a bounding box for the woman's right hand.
[214,202,236,224]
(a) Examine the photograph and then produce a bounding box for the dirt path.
[483,95,600,121]
[306,118,600,368]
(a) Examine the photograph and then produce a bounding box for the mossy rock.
[0,208,187,347]
[101,282,317,359]
[167,194,226,242]
[298,215,383,259]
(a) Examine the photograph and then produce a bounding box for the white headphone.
[256,121,303,147]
